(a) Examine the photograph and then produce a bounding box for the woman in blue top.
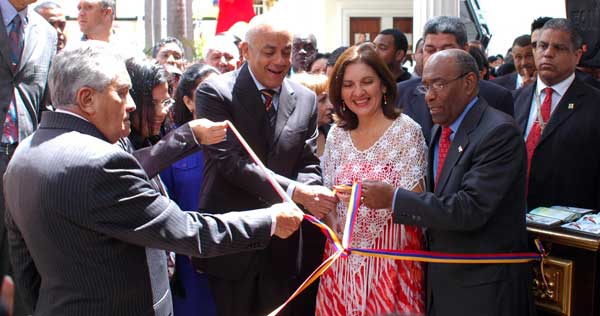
[160,63,219,316]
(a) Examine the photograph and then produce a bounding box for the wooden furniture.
[528,225,600,316]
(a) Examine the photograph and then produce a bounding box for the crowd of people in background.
[1,0,600,316]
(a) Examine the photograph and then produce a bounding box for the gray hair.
[99,0,116,19]
[541,18,583,51]
[49,41,127,108]
[423,16,468,48]
[202,35,240,60]
[34,1,62,13]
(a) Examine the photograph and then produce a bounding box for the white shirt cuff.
[286,181,298,199]
[270,212,277,236]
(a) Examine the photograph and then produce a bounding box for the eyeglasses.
[153,97,175,109]
[416,72,470,95]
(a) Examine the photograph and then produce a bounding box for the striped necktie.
[261,89,277,128]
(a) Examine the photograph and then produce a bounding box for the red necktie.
[526,87,553,190]
[435,127,452,187]
[261,89,277,128]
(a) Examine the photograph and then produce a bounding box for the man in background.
[34,1,66,51]
[374,28,412,82]
[77,0,114,42]
[291,32,318,74]
[514,18,600,211]
[202,34,240,74]
[492,35,536,90]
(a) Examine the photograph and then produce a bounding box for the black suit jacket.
[396,78,514,143]
[492,73,518,90]
[392,99,532,316]
[575,69,600,91]
[513,76,600,210]
[195,64,321,280]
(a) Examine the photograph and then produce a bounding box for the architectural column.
[412,0,460,46]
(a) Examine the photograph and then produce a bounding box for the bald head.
[427,49,480,81]
[422,49,480,126]
[244,15,292,45]
[241,14,293,89]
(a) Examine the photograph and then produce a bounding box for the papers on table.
[562,214,600,236]
[526,206,595,227]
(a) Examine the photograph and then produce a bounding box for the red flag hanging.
[215,0,256,34]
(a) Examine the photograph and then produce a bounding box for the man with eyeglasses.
[396,16,514,143]
[361,49,533,316]
[514,18,600,212]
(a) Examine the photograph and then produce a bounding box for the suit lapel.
[272,80,296,145]
[427,125,439,192]
[234,65,269,120]
[434,100,486,194]
[538,79,584,145]
[515,83,535,134]
[0,10,16,73]
[18,14,39,74]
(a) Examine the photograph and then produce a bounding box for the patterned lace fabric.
[315,114,428,316]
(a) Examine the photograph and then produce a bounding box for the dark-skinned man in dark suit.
[362,49,533,316]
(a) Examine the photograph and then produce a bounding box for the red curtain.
[215,0,255,34]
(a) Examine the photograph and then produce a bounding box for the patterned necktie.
[435,127,453,188]
[261,89,277,128]
[525,87,553,190]
[2,14,23,144]
[8,14,23,69]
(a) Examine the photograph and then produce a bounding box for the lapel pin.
[568,103,575,110]
[458,146,463,153]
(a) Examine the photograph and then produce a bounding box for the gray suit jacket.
[3,111,273,316]
[0,8,56,140]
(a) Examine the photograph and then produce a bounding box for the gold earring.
[341,101,347,112]
[383,93,388,105]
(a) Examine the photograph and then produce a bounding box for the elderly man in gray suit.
[3,41,304,316]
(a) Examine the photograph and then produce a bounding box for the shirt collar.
[448,96,478,134]
[516,74,523,89]
[535,72,575,99]
[247,65,281,95]
[1,0,28,28]
[55,109,90,122]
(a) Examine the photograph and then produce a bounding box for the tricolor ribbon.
[223,121,546,316]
